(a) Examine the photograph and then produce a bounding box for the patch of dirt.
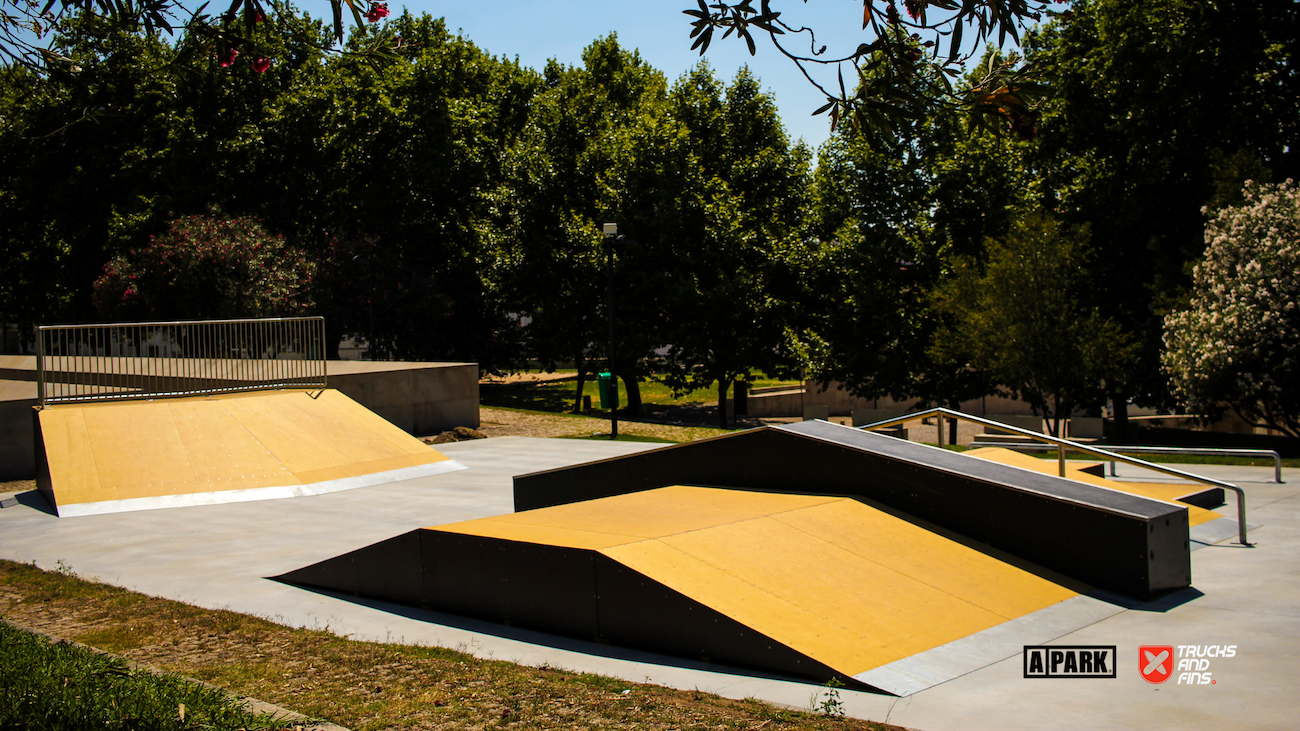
[473,407,727,442]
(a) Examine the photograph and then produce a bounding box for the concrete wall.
[0,381,37,481]
[326,361,479,436]
[738,380,1040,419]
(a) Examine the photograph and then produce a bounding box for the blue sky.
[307,0,895,151]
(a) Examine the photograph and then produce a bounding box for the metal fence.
[36,317,327,406]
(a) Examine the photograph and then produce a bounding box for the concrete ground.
[1,437,1297,730]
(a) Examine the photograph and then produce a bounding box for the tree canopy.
[1163,180,1300,439]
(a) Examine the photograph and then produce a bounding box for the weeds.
[0,621,279,730]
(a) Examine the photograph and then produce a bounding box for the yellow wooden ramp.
[427,486,1079,686]
[36,388,464,517]
[965,447,1223,527]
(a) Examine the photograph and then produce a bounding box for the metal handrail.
[857,407,1251,546]
[968,441,1283,484]
[35,316,326,407]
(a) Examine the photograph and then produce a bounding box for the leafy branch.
[683,0,1061,139]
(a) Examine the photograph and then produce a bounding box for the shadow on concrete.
[10,490,55,516]
[271,578,870,693]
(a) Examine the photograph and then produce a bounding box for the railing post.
[35,326,44,408]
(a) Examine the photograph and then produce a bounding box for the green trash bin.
[596,372,619,409]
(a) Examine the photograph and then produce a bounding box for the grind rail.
[857,407,1251,546]
[968,441,1283,485]
[36,316,326,406]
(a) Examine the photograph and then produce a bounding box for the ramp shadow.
[8,490,57,516]
[269,577,886,694]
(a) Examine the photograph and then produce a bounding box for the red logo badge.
[1140,645,1175,684]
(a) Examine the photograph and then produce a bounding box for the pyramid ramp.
[513,420,1192,600]
[34,388,464,517]
[276,485,1083,694]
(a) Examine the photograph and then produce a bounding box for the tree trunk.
[947,400,960,445]
[573,355,588,413]
[621,375,642,416]
[717,377,732,430]
[1110,390,1129,443]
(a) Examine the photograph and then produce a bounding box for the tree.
[611,64,811,427]
[1162,180,1300,440]
[795,56,1031,423]
[485,35,668,411]
[1025,0,1300,425]
[931,212,1134,436]
[2,0,394,80]
[6,0,1050,141]
[91,212,313,320]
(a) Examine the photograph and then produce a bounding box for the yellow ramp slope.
[434,486,1078,681]
[966,447,1222,527]
[37,388,463,517]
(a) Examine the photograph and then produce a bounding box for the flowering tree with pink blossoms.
[1162,180,1300,440]
[92,213,315,321]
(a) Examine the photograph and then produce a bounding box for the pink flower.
[251,56,272,73]
[220,47,239,67]
[364,2,390,22]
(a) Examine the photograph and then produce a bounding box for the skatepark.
[2,317,1298,729]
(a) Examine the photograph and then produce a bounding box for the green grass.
[1,560,900,731]
[482,372,799,413]
[0,621,279,731]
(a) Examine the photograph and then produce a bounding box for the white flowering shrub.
[1163,179,1300,439]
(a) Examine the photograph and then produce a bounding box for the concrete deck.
[1,437,1296,730]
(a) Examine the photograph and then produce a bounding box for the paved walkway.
[1,438,1296,730]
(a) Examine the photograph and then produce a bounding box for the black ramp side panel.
[422,532,600,640]
[512,422,1191,599]
[593,555,854,687]
[271,529,426,606]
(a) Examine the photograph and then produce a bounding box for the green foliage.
[1162,179,1300,439]
[609,63,812,427]
[0,622,277,730]
[484,35,666,403]
[92,213,314,320]
[931,212,1135,435]
[683,0,1054,142]
[817,677,846,717]
[1025,0,1300,408]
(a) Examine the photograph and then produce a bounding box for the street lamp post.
[603,222,619,440]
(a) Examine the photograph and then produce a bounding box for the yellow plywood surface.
[222,390,441,475]
[431,485,1078,678]
[39,389,450,507]
[436,486,838,544]
[966,447,1222,526]
[37,407,103,502]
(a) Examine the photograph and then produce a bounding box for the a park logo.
[1139,645,1175,684]
[1023,645,1116,678]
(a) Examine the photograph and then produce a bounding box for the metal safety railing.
[36,317,326,406]
[857,407,1251,546]
[968,442,1284,484]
